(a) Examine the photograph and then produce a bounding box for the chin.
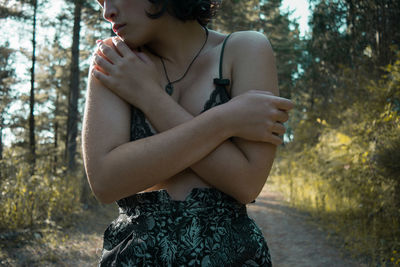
[117,37,136,49]
[121,35,145,50]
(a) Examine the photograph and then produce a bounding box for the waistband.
[117,187,247,215]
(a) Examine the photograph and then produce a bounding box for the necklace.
[159,27,209,95]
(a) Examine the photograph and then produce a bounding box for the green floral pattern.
[99,188,271,266]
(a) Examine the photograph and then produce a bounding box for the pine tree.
[28,0,39,174]
[0,44,16,170]
[65,0,83,173]
[214,0,261,32]
[258,0,303,99]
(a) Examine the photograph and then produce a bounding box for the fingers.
[271,122,286,136]
[112,37,151,64]
[111,37,133,57]
[248,90,295,111]
[276,110,289,123]
[277,98,295,111]
[96,40,121,63]
[92,67,112,88]
[267,132,283,146]
[135,51,151,63]
[93,53,114,75]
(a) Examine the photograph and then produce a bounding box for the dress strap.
[214,33,233,87]
[219,33,232,79]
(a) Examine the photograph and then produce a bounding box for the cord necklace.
[159,27,209,96]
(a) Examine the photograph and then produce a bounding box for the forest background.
[0,0,399,265]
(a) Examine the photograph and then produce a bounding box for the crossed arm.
[82,31,293,204]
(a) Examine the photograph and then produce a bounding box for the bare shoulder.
[83,40,131,157]
[228,31,274,58]
[225,31,278,96]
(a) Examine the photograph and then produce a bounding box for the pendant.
[165,83,174,96]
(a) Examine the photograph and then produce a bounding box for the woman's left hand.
[92,37,162,110]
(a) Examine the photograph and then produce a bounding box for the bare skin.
[82,0,294,204]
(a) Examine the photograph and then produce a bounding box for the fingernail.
[96,39,102,46]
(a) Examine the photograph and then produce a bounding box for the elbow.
[236,172,268,205]
[88,177,114,204]
[231,179,258,205]
[86,168,116,204]
[236,190,258,205]
[91,183,116,204]
[87,167,141,204]
[84,155,123,204]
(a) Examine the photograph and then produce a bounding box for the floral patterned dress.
[100,188,271,266]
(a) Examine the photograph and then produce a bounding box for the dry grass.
[0,203,118,267]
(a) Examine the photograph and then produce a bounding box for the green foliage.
[0,150,83,230]
[272,2,400,262]
[213,0,261,32]
[0,0,108,232]
[376,136,400,185]
[273,53,400,263]
[214,0,303,100]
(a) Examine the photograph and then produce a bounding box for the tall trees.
[258,0,302,98]
[344,0,400,67]
[0,44,16,166]
[65,0,83,173]
[0,0,42,173]
[0,0,27,19]
[273,0,400,261]
[298,0,400,125]
[0,0,108,229]
[214,0,261,32]
[35,14,71,175]
[214,0,303,99]
[28,0,39,173]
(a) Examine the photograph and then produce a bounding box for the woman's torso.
[130,30,233,201]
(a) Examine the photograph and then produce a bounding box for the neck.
[144,18,208,67]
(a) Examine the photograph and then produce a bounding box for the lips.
[112,23,126,34]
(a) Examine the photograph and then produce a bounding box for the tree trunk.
[53,90,60,175]
[65,0,82,173]
[29,0,38,175]
[0,114,3,161]
[0,113,3,180]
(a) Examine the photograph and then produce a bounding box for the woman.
[82,0,294,266]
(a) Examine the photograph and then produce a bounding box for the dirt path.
[0,204,118,266]
[247,188,366,267]
[1,187,367,266]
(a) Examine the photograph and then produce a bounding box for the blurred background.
[0,0,399,265]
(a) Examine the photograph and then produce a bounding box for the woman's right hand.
[222,90,294,145]
[92,37,164,111]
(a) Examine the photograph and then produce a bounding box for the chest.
[160,49,231,116]
[130,44,231,141]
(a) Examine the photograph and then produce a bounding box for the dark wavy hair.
[147,0,221,26]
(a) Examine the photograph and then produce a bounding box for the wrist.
[140,89,172,114]
[211,104,235,140]
[135,83,165,112]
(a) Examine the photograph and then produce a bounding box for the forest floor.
[0,187,368,267]
[247,188,368,267]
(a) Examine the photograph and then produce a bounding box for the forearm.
[142,92,256,202]
[95,106,230,203]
